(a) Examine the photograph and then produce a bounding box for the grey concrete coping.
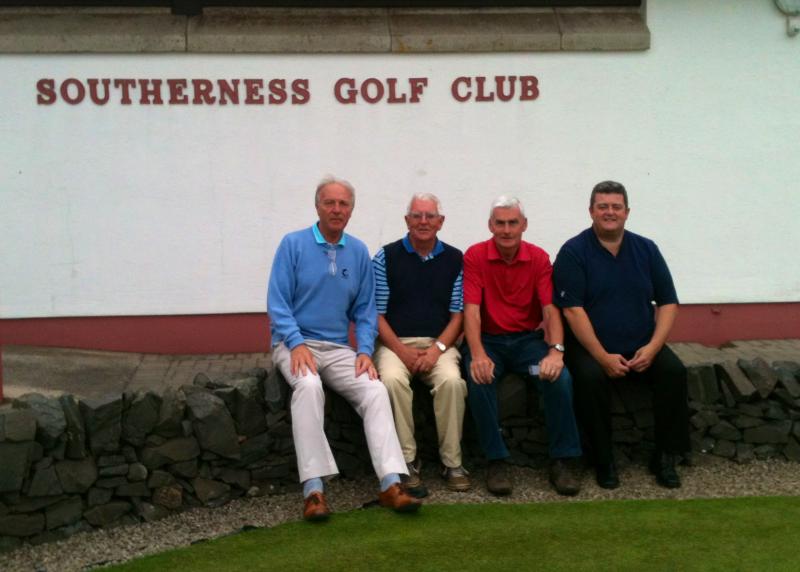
[0,6,649,54]
[389,9,561,53]
[188,9,390,53]
[556,8,650,51]
[0,11,186,53]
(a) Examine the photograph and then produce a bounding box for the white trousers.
[273,340,407,483]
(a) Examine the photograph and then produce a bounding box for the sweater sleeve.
[267,235,305,349]
[351,244,378,355]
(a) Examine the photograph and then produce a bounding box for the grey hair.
[315,176,356,207]
[406,192,443,216]
[489,195,526,219]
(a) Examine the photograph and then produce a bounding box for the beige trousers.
[374,338,467,468]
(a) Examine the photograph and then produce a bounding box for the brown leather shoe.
[549,458,581,496]
[303,491,331,522]
[486,460,512,496]
[378,483,422,513]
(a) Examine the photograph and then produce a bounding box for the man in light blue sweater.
[268,176,421,521]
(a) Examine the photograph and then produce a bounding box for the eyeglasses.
[325,246,337,276]
[407,212,440,222]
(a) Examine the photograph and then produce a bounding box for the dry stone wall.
[1,354,799,552]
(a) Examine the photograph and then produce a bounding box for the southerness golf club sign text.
[35,75,539,106]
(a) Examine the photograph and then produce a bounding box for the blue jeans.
[461,331,582,461]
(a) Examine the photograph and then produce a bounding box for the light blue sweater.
[267,224,378,355]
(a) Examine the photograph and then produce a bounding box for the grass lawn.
[109,496,800,572]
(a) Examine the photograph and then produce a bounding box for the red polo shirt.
[463,239,554,335]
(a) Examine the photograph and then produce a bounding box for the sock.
[380,473,401,492]
[303,477,324,498]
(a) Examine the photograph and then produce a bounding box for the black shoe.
[649,451,681,489]
[595,462,620,490]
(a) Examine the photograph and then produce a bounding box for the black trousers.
[564,338,691,465]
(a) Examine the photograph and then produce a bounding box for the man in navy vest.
[553,180,690,490]
[373,193,470,495]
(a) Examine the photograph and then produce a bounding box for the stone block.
[45,496,83,530]
[709,420,741,441]
[98,454,127,467]
[686,365,721,405]
[128,463,148,482]
[217,468,251,490]
[115,482,150,497]
[14,393,67,449]
[712,440,736,458]
[390,9,560,53]
[140,436,200,469]
[557,8,650,51]
[735,442,755,464]
[168,460,198,479]
[0,513,45,537]
[0,536,22,553]
[784,437,800,462]
[0,12,186,53]
[83,501,132,527]
[87,487,112,507]
[0,442,34,493]
[147,470,175,488]
[231,377,268,437]
[775,367,800,398]
[80,395,123,455]
[185,392,240,459]
[715,362,756,402]
[263,367,289,413]
[28,463,63,497]
[773,360,800,379]
[55,457,97,493]
[732,415,764,429]
[192,477,230,505]
[764,401,788,420]
[8,495,63,514]
[154,388,186,438]
[754,444,779,460]
[59,394,87,460]
[188,8,389,53]
[737,358,778,399]
[0,409,37,442]
[99,464,130,477]
[743,420,792,444]
[152,485,182,510]
[132,499,170,523]
[122,391,162,447]
[95,476,127,489]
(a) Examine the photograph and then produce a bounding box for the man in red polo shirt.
[462,196,582,496]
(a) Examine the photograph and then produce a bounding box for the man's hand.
[290,344,317,377]
[470,352,495,384]
[538,351,564,382]
[414,345,442,374]
[356,353,379,380]
[600,353,630,378]
[627,343,657,373]
[396,344,426,373]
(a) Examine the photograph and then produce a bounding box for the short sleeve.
[552,245,587,308]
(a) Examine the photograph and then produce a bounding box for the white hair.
[315,175,356,206]
[406,192,443,215]
[489,195,526,219]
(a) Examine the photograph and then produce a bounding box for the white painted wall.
[1,0,798,318]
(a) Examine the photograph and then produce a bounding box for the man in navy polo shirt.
[462,196,582,497]
[553,180,690,490]
[373,193,470,495]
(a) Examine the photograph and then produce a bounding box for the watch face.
[552,344,565,352]
[435,341,447,352]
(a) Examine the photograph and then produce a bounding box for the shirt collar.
[402,234,444,260]
[487,238,530,263]
[312,223,346,246]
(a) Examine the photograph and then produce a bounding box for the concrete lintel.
[188,9,390,53]
[389,8,560,53]
[0,13,185,53]
[556,8,650,51]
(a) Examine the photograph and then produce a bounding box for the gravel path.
[2,456,800,572]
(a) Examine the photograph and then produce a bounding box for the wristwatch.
[549,343,565,353]
[434,340,447,352]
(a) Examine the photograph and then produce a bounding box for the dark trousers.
[462,331,582,461]
[564,339,690,465]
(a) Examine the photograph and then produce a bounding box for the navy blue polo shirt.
[553,228,678,356]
